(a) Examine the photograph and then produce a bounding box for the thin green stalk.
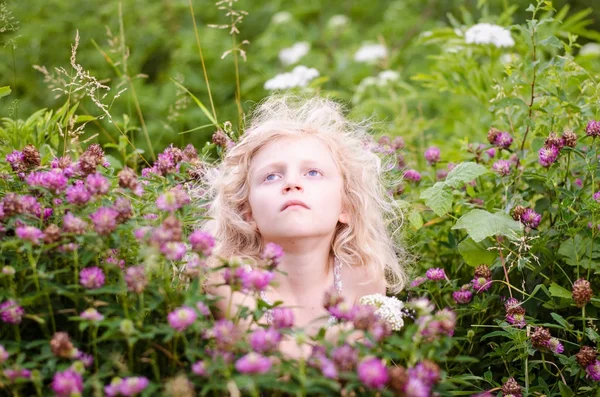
[188,0,217,123]
[231,32,243,129]
[118,2,155,161]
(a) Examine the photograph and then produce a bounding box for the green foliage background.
[2,0,600,163]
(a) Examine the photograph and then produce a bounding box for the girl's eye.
[306,169,322,177]
[265,173,280,181]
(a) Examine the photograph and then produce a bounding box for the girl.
[201,95,408,347]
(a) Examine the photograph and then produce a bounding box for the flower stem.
[497,236,513,299]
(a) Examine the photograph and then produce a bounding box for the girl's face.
[247,136,349,243]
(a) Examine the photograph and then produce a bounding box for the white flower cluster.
[271,11,292,25]
[359,293,405,330]
[464,23,515,48]
[328,15,349,29]
[580,43,600,57]
[264,65,320,91]
[354,43,388,63]
[278,42,310,66]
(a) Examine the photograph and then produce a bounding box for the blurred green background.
[1,0,600,163]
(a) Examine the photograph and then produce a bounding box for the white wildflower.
[264,65,320,91]
[580,43,600,57]
[328,15,349,29]
[359,294,405,330]
[464,23,515,48]
[271,11,292,25]
[354,43,388,63]
[378,70,400,83]
[278,42,310,66]
[500,53,519,65]
[406,297,435,316]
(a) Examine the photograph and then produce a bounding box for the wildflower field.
[1,0,600,395]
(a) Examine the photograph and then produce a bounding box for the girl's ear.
[338,211,350,224]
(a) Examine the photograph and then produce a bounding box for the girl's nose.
[282,177,303,193]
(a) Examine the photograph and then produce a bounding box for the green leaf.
[458,237,497,266]
[548,282,573,300]
[75,115,97,123]
[420,183,453,217]
[558,235,591,268]
[170,78,218,126]
[558,382,574,397]
[105,155,123,169]
[0,86,10,99]
[550,312,572,329]
[586,327,599,342]
[444,162,489,189]
[539,35,563,49]
[452,210,522,242]
[408,209,423,230]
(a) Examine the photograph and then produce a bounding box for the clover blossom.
[357,357,388,390]
[167,306,197,332]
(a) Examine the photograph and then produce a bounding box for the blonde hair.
[200,95,408,294]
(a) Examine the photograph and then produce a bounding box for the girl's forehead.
[250,136,337,167]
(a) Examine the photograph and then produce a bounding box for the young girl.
[201,95,408,347]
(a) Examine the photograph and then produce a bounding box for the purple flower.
[546,337,564,354]
[520,208,541,229]
[485,148,496,159]
[271,307,295,329]
[403,377,431,397]
[494,131,513,149]
[196,302,210,316]
[212,319,240,350]
[235,352,272,374]
[260,242,284,268]
[0,345,9,364]
[189,230,215,257]
[160,241,187,261]
[86,173,110,195]
[51,369,83,397]
[66,181,92,205]
[408,361,441,385]
[425,268,446,281]
[424,146,441,166]
[75,351,94,368]
[6,150,24,172]
[319,357,338,379]
[357,357,388,390]
[4,368,31,381]
[80,266,105,289]
[410,276,427,287]
[332,344,358,371]
[539,145,560,167]
[80,308,104,322]
[329,301,357,321]
[90,207,119,235]
[586,360,600,381]
[20,195,41,216]
[118,377,149,396]
[125,266,148,294]
[492,159,512,176]
[452,286,473,304]
[594,191,600,203]
[585,120,600,137]
[403,169,421,182]
[62,213,88,234]
[506,312,526,328]
[26,170,68,194]
[471,277,493,293]
[0,300,24,324]
[156,186,190,212]
[249,327,281,353]
[15,225,44,245]
[241,269,274,292]
[192,361,207,376]
[167,306,197,332]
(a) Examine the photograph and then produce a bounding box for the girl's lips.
[280,200,310,211]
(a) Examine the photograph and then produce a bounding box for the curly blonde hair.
[200,95,409,294]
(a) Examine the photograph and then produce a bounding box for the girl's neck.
[269,238,334,304]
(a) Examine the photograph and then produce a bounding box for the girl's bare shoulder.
[341,264,386,302]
